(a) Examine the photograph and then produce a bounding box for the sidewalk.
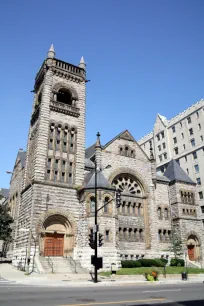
[0,264,204,287]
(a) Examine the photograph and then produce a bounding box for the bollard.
[181,272,188,280]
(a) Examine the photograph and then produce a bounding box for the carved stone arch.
[69,125,77,133]
[108,167,148,195]
[49,119,56,127]
[36,209,77,237]
[185,231,202,246]
[53,82,78,100]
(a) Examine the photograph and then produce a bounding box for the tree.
[0,201,13,243]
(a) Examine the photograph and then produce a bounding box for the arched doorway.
[40,214,74,257]
[187,235,200,261]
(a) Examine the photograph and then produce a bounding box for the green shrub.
[160,258,168,265]
[121,260,142,268]
[170,258,185,267]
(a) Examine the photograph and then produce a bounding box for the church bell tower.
[24,45,86,187]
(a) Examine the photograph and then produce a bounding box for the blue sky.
[1,0,204,188]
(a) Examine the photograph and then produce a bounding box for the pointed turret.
[95,132,102,170]
[79,56,86,70]
[47,44,55,59]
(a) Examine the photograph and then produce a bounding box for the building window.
[138,204,141,217]
[49,139,53,150]
[54,159,59,170]
[122,202,126,214]
[201,206,204,214]
[161,131,165,138]
[159,155,162,162]
[164,208,169,219]
[104,197,109,213]
[192,151,197,159]
[139,229,143,242]
[90,197,95,213]
[186,168,189,174]
[180,122,182,128]
[60,172,65,183]
[173,137,177,144]
[189,128,193,136]
[47,158,51,168]
[56,140,60,151]
[198,123,201,130]
[185,155,187,162]
[172,126,176,133]
[53,171,58,182]
[196,178,201,185]
[46,169,50,180]
[191,139,195,147]
[164,153,167,159]
[187,117,191,124]
[201,135,203,142]
[105,230,110,242]
[157,134,160,141]
[158,207,162,220]
[162,142,166,149]
[196,111,199,118]
[174,147,179,155]
[183,144,186,150]
[194,164,199,173]
[181,133,184,139]
[158,145,161,151]
[199,191,203,200]
[132,203,136,214]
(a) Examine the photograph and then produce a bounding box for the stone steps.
[39,256,88,274]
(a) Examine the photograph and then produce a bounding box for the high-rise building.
[138,100,204,220]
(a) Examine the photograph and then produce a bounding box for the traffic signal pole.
[94,159,98,283]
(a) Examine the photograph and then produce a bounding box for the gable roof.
[103,130,135,149]
[164,160,196,185]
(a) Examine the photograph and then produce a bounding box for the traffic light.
[98,233,103,247]
[89,232,95,249]
[116,191,121,208]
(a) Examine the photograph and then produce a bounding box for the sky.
[0,0,204,188]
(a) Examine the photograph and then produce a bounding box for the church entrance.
[44,233,64,256]
[187,245,195,261]
[40,214,74,257]
[187,234,200,261]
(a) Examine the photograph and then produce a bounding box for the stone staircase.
[39,256,88,274]
[187,259,202,269]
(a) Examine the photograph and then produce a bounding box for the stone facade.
[7,46,204,273]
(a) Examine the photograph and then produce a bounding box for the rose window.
[112,175,143,195]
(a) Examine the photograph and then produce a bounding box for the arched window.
[122,201,126,214]
[158,207,162,219]
[104,197,109,213]
[138,204,141,217]
[139,229,143,242]
[125,146,129,157]
[57,89,72,105]
[164,208,169,219]
[158,229,162,242]
[90,197,95,213]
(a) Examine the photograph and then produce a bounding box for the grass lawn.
[100,267,204,277]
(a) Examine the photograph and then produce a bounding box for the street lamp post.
[93,132,112,283]
[94,157,98,283]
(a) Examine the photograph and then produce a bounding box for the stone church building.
[8,46,204,273]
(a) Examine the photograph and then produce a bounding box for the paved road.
[0,282,204,306]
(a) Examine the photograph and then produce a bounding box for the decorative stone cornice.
[50,100,80,117]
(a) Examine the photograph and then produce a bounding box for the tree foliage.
[0,203,13,242]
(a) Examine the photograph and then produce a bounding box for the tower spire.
[95,132,102,170]
[47,44,55,59]
[79,56,86,70]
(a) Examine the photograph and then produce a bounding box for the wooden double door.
[44,233,64,256]
[188,245,195,261]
